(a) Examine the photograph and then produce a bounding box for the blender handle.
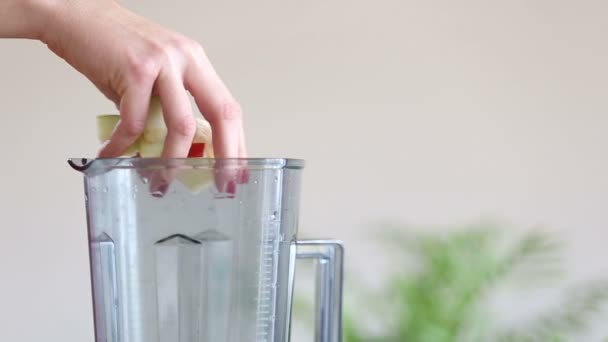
[296,240,344,342]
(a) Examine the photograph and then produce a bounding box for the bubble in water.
[253,180,258,185]
[270,211,278,220]
[142,177,149,184]
[102,187,109,193]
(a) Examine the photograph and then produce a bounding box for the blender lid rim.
[68,157,306,173]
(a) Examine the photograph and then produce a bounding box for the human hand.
[41,0,246,161]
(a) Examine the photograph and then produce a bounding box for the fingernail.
[226,180,237,195]
[149,169,170,198]
[151,181,169,198]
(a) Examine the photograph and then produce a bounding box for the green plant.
[293,222,608,342]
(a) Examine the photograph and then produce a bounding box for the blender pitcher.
[69,157,343,342]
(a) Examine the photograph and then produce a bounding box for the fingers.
[238,122,247,158]
[147,67,196,196]
[185,52,243,159]
[156,67,196,159]
[237,124,249,184]
[185,51,246,195]
[98,82,153,158]
[214,125,248,195]
[96,35,247,198]
[207,102,243,159]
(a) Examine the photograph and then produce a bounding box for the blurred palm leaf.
[497,280,608,341]
[293,222,608,342]
[379,224,565,341]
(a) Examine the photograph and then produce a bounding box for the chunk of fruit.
[95,104,214,157]
[176,168,214,193]
[142,97,167,143]
[188,143,206,158]
[139,142,164,158]
[96,114,139,156]
[194,119,212,143]
[203,142,215,158]
[96,114,120,142]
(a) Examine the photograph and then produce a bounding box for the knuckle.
[219,100,243,121]
[172,37,192,51]
[127,53,159,82]
[122,117,146,137]
[189,41,206,60]
[152,44,172,65]
[169,116,196,137]
[174,38,206,64]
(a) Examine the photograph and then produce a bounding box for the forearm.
[0,0,56,40]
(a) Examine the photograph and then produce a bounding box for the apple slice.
[140,142,207,158]
[180,118,214,192]
[193,118,212,143]
[138,142,163,158]
[203,141,215,158]
[142,97,167,143]
[96,114,120,142]
[95,97,216,193]
[176,168,214,194]
[96,114,139,156]
[188,143,206,157]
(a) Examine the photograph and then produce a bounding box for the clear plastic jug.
[69,157,343,342]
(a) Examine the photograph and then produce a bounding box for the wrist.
[22,0,58,41]
[36,0,74,46]
[0,0,53,39]
[38,0,120,46]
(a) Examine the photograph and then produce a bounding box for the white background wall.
[1,0,607,341]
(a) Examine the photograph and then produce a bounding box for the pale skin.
[0,0,247,163]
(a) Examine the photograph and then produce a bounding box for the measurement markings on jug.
[255,218,281,342]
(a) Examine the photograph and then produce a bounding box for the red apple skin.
[188,143,206,158]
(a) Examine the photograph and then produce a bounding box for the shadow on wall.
[294,221,608,342]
